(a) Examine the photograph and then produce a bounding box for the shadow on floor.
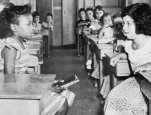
[41,48,104,115]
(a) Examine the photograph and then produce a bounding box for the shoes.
[92,79,99,88]
[86,60,92,70]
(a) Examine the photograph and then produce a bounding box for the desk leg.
[43,35,50,58]
[99,50,103,88]
[148,100,151,115]
[77,34,80,56]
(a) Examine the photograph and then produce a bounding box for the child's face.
[103,15,113,26]
[79,11,86,20]
[86,10,94,21]
[95,9,103,20]
[16,14,34,39]
[33,16,40,23]
[46,16,53,23]
[122,15,136,39]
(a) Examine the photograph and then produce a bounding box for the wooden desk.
[116,59,131,77]
[83,34,114,87]
[83,34,98,62]
[42,29,52,57]
[96,44,114,87]
[76,28,83,56]
[0,74,56,115]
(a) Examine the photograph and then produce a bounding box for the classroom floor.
[41,48,103,115]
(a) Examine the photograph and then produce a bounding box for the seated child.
[86,7,102,34]
[32,11,42,34]
[0,4,75,115]
[76,8,89,29]
[93,5,104,29]
[85,7,103,69]
[86,13,113,71]
[98,13,114,43]
[42,13,53,30]
[0,4,38,74]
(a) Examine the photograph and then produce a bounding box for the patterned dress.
[0,37,75,115]
[0,37,34,73]
[104,39,151,115]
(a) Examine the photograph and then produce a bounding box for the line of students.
[77,3,151,115]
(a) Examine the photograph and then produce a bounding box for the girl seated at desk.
[104,3,151,115]
[32,11,42,34]
[85,7,104,69]
[86,13,114,72]
[88,6,104,34]
[0,4,74,115]
[97,13,114,43]
[0,4,38,74]
[42,13,53,31]
[76,8,89,29]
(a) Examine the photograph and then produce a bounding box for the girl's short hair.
[0,4,31,25]
[85,7,94,13]
[78,8,85,14]
[32,11,40,18]
[94,5,104,17]
[121,3,151,35]
[46,13,53,18]
[102,13,111,20]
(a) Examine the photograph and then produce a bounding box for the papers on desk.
[52,75,79,88]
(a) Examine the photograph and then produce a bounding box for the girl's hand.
[110,56,120,67]
[49,86,65,94]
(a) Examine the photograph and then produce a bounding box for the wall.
[10,0,36,12]
[78,0,122,15]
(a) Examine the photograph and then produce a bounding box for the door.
[62,0,77,45]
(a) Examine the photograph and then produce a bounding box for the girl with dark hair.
[0,4,37,74]
[42,12,53,30]
[0,4,74,115]
[32,11,41,34]
[94,5,104,25]
[104,3,151,115]
[76,8,89,28]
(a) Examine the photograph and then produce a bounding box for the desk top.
[84,34,113,49]
[0,74,56,100]
[139,71,151,83]
[96,43,113,49]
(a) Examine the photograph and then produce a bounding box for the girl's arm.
[3,46,17,74]
[110,53,127,66]
[98,27,115,44]
[134,63,151,73]
[98,37,116,44]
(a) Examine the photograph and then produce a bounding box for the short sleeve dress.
[104,38,151,115]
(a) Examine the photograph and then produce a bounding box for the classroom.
[0,0,151,115]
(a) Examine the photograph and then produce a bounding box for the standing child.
[42,13,53,30]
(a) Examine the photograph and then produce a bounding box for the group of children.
[76,5,125,86]
[32,11,53,34]
[77,3,151,115]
